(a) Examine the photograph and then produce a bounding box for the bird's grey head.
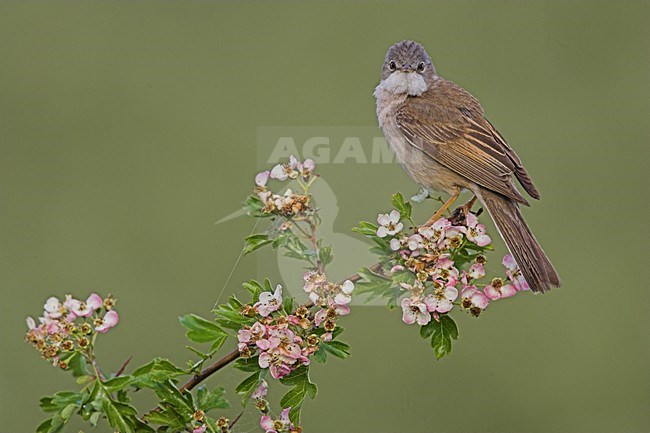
[378,40,436,96]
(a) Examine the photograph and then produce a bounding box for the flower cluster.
[249,381,302,433]
[25,293,118,367]
[260,407,301,433]
[254,156,316,217]
[237,275,354,380]
[374,208,530,323]
[303,271,354,321]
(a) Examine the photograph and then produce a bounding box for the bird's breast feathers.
[374,71,428,97]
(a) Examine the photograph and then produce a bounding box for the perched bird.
[374,40,560,292]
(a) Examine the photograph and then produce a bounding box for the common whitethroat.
[374,40,560,292]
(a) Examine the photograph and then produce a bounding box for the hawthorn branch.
[176,262,383,394]
[174,202,472,395]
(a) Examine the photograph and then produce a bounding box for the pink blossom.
[260,408,294,433]
[465,213,491,247]
[270,163,290,181]
[502,253,530,291]
[314,309,327,326]
[67,293,103,318]
[302,158,316,173]
[401,297,431,326]
[26,317,37,330]
[332,280,354,305]
[424,286,458,313]
[407,234,424,251]
[269,363,291,379]
[390,238,401,251]
[260,415,275,433]
[255,285,283,317]
[484,280,517,300]
[193,425,207,433]
[468,263,486,280]
[255,170,270,187]
[461,285,490,310]
[376,210,403,238]
[252,379,268,399]
[43,297,63,319]
[95,310,119,333]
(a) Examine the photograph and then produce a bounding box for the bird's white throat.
[374,71,428,97]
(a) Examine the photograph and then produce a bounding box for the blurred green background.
[1,1,649,432]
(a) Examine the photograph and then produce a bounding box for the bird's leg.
[423,191,460,227]
[448,195,479,225]
[461,195,477,217]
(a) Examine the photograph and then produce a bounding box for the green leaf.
[131,358,185,387]
[391,193,412,219]
[318,243,333,266]
[420,320,435,339]
[244,233,274,254]
[144,406,187,430]
[35,418,53,433]
[233,356,261,372]
[312,347,327,363]
[213,296,255,331]
[441,314,459,340]
[40,391,82,413]
[58,351,88,377]
[279,365,317,425]
[102,398,134,433]
[321,341,350,359]
[244,194,267,217]
[429,315,459,360]
[196,386,230,412]
[102,375,134,393]
[351,221,379,236]
[209,333,228,353]
[235,371,263,405]
[60,403,76,421]
[179,314,227,344]
[242,279,265,301]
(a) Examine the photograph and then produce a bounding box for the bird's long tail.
[475,188,560,293]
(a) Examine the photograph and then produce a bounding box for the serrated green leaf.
[196,386,230,412]
[391,193,412,219]
[278,365,316,425]
[244,233,273,254]
[351,221,379,236]
[429,315,459,360]
[179,314,227,344]
[58,351,88,377]
[102,375,134,392]
[318,244,333,266]
[102,398,133,433]
[441,314,459,340]
[131,358,185,387]
[312,347,327,363]
[235,371,262,405]
[420,320,435,339]
[244,194,267,217]
[234,356,261,372]
[40,391,82,413]
[321,341,350,359]
[242,280,265,300]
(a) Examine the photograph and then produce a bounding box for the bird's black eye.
[417,62,425,72]
[388,60,396,71]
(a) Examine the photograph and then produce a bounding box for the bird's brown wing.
[396,80,539,204]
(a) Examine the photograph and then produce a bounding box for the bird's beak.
[399,64,416,73]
